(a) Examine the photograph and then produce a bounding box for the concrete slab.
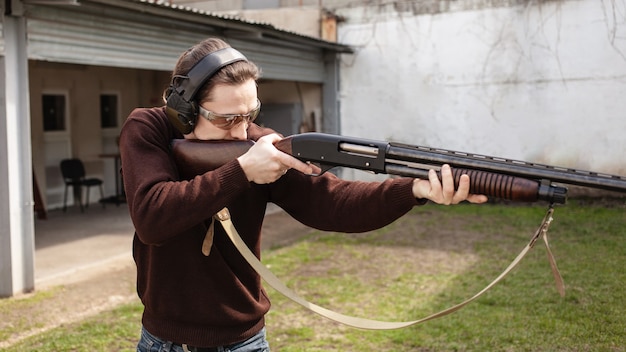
[34,203,135,288]
[32,202,310,289]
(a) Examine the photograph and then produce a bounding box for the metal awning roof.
[94,0,353,53]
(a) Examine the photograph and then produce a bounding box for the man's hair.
[168,38,260,104]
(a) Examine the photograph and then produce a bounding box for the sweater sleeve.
[119,107,252,245]
[269,171,424,233]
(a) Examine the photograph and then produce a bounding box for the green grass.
[1,303,143,352]
[2,200,625,351]
[0,288,58,342]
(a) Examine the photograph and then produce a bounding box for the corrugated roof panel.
[25,1,329,82]
[133,0,328,42]
[26,4,212,70]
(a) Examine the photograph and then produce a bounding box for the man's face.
[187,78,258,141]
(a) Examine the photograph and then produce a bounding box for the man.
[120,37,486,352]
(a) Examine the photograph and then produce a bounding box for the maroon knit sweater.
[119,106,422,347]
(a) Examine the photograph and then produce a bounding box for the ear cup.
[165,88,197,135]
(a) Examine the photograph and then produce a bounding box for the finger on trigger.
[288,158,314,175]
[273,152,306,175]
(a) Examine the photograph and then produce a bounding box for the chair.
[60,158,105,212]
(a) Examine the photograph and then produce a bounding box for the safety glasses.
[198,99,261,129]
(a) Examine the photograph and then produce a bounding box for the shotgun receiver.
[171,132,626,204]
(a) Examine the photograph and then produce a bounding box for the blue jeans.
[137,326,270,352]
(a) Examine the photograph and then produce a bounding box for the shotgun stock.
[171,132,626,204]
[172,139,254,179]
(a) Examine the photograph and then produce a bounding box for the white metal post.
[0,12,36,297]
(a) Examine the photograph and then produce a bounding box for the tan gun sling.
[211,206,563,330]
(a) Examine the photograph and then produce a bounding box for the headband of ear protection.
[165,47,248,134]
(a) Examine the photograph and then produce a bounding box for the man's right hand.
[237,134,314,184]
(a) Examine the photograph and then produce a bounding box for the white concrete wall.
[336,0,626,179]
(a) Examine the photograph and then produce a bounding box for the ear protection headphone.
[165,47,248,134]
